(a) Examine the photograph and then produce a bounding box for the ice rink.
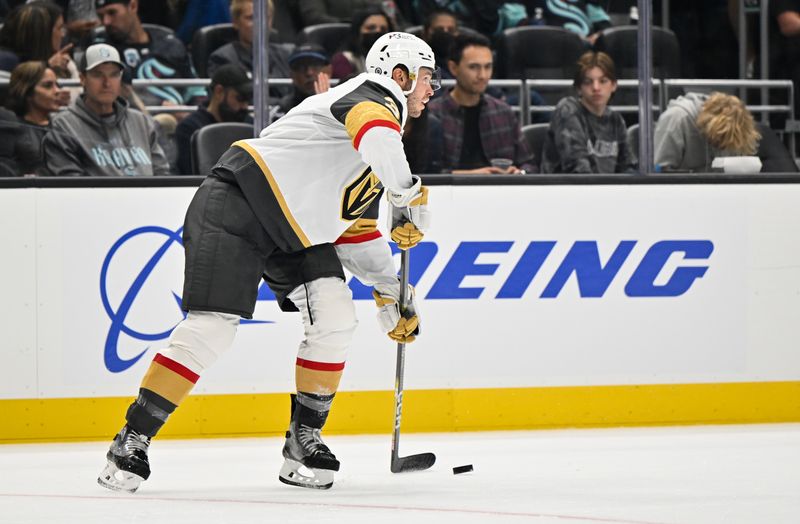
[1,424,798,524]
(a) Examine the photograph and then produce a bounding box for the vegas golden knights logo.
[341,168,383,221]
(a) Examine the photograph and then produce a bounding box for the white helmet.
[365,32,440,95]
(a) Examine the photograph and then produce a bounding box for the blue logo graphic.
[101,227,713,373]
[101,226,271,374]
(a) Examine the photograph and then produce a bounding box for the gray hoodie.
[541,96,634,174]
[43,96,169,177]
[653,92,732,172]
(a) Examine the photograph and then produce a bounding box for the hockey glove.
[373,281,421,344]
[387,176,430,250]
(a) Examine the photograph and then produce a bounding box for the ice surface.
[1,424,798,524]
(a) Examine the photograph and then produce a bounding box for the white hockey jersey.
[231,73,415,253]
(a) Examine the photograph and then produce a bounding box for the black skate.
[278,395,339,490]
[97,425,151,493]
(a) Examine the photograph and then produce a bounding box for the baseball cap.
[288,44,330,68]
[211,64,253,99]
[81,43,124,72]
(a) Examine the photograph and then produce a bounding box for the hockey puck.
[452,464,473,475]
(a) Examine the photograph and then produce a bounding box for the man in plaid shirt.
[427,33,536,174]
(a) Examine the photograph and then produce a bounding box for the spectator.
[427,32,534,174]
[654,92,762,172]
[0,0,79,101]
[174,64,252,175]
[768,0,800,127]
[207,0,291,100]
[297,0,406,27]
[330,6,394,80]
[404,0,502,38]
[521,0,611,44]
[2,61,64,176]
[421,8,458,80]
[541,51,633,174]
[65,0,100,43]
[93,0,204,107]
[277,44,332,116]
[43,43,170,176]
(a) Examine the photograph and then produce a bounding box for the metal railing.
[0,75,795,154]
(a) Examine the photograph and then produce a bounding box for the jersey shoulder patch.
[330,80,404,127]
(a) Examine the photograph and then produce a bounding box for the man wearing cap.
[42,43,170,176]
[175,64,253,175]
[92,0,203,107]
[277,44,333,116]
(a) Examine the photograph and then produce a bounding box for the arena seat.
[191,122,254,175]
[496,26,587,105]
[295,23,350,56]
[191,23,237,78]
[626,123,639,165]
[593,26,680,80]
[521,123,550,171]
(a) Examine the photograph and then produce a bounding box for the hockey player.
[97,32,439,492]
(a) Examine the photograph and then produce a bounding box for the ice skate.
[97,425,151,493]
[278,395,339,490]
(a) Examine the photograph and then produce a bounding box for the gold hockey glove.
[387,177,430,250]
[373,281,421,343]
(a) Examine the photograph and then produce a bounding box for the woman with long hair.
[0,1,78,104]
[3,61,63,176]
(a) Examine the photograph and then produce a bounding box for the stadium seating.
[295,23,350,56]
[521,123,549,171]
[191,23,238,77]
[190,122,254,175]
[593,26,680,80]
[496,26,587,105]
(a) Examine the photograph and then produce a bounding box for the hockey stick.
[391,247,436,473]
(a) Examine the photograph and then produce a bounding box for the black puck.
[452,464,473,474]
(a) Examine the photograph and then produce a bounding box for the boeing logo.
[101,226,713,373]
[100,225,270,373]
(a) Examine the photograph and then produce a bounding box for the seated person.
[207,0,291,100]
[427,32,535,174]
[43,43,170,176]
[277,44,332,116]
[331,6,394,80]
[92,0,204,107]
[654,92,794,173]
[3,61,64,176]
[175,64,253,175]
[0,1,79,102]
[541,51,634,174]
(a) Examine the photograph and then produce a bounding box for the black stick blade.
[391,452,436,473]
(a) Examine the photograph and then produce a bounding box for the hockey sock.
[125,353,200,437]
[125,388,175,438]
[294,391,335,429]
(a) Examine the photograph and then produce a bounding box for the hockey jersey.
[231,73,414,253]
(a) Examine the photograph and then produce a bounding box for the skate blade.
[278,458,334,490]
[97,461,144,493]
